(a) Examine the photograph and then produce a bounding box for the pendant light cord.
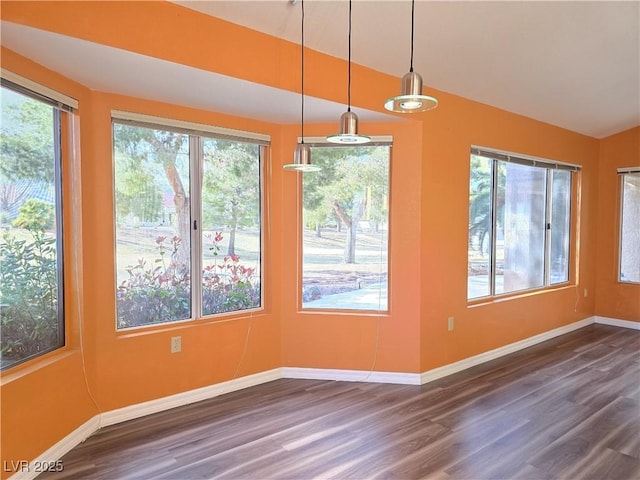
[347,0,352,112]
[301,0,305,143]
[409,0,415,72]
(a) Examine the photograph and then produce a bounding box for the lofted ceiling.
[0,21,395,125]
[2,1,639,138]
[174,0,640,139]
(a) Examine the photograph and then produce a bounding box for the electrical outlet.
[171,336,181,353]
[584,288,588,298]
[448,317,454,331]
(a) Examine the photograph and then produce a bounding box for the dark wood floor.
[41,324,639,479]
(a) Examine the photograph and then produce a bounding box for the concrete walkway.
[303,282,388,310]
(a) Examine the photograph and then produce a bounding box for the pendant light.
[326,0,370,144]
[284,0,320,172]
[384,0,438,113]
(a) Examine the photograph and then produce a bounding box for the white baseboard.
[101,368,282,427]
[7,416,100,480]
[281,367,421,385]
[420,317,595,385]
[594,316,640,330]
[9,369,282,479]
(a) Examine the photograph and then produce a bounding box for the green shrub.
[12,199,55,231]
[0,229,60,364]
[202,232,260,315]
[116,233,260,328]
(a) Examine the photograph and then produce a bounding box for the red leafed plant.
[117,233,259,328]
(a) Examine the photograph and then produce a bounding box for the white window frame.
[468,146,580,300]
[0,77,72,369]
[112,112,268,330]
[298,137,392,312]
[618,167,640,284]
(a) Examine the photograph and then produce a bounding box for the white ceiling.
[174,0,640,139]
[2,1,639,138]
[0,21,394,125]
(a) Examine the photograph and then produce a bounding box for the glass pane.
[620,172,640,283]
[201,138,261,315]
[468,155,493,299]
[497,162,546,294]
[1,86,63,369]
[549,170,572,284]
[114,124,191,329]
[302,146,389,311]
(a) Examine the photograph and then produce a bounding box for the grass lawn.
[115,224,388,286]
[2,224,389,290]
[302,227,388,288]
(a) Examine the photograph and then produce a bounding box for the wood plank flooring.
[41,324,639,479]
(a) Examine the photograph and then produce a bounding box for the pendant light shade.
[326,110,370,144]
[384,71,438,113]
[284,143,320,172]
[385,0,438,113]
[327,0,370,144]
[284,0,320,172]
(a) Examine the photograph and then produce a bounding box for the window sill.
[0,348,77,386]
[467,284,576,308]
[115,308,267,338]
[298,308,390,317]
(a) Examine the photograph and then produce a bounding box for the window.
[301,143,390,311]
[113,117,264,329]
[0,84,65,369]
[467,148,577,300]
[619,169,640,283]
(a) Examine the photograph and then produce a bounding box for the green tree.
[302,151,339,237]
[1,88,56,223]
[0,93,55,183]
[114,155,163,224]
[305,146,389,264]
[114,124,190,266]
[469,155,505,254]
[360,149,389,233]
[202,139,260,256]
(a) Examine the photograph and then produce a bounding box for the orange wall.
[1,0,633,475]
[419,93,600,371]
[0,57,284,480]
[278,120,423,374]
[80,91,283,411]
[595,127,640,322]
[0,47,285,476]
[0,48,99,477]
